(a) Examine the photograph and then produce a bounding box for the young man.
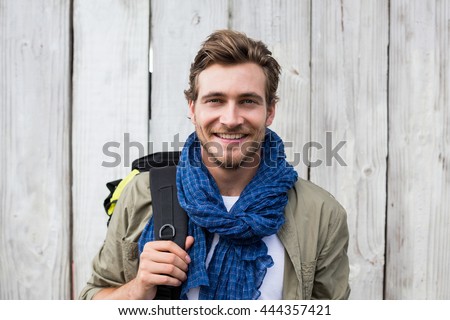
[79,30,350,300]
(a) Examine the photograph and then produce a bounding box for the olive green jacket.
[79,171,350,300]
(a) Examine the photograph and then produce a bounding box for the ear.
[265,101,276,126]
[188,100,196,124]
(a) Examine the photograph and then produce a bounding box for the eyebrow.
[200,92,226,100]
[200,92,264,103]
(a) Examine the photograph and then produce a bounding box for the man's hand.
[129,236,194,299]
[93,236,194,300]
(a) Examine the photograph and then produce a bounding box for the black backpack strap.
[133,151,181,171]
[150,166,188,300]
[150,166,188,248]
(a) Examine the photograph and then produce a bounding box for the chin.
[215,152,260,170]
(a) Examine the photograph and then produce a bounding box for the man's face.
[189,62,275,169]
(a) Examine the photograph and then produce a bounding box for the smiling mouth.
[214,133,248,140]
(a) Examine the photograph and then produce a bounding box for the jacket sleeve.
[78,172,151,299]
[311,206,351,300]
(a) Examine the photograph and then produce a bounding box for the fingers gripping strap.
[150,166,188,300]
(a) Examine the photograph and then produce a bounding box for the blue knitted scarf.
[138,128,297,299]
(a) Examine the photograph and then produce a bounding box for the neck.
[209,165,259,196]
[202,152,260,196]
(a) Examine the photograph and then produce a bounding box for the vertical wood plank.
[310,0,389,299]
[0,0,71,299]
[150,0,228,151]
[387,0,450,299]
[72,0,149,297]
[230,0,311,178]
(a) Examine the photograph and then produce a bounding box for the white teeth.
[216,133,245,140]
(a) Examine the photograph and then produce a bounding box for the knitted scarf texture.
[138,128,298,299]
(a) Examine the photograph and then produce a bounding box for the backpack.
[103,151,188,299]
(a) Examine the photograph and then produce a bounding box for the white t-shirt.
[186,196,284,299]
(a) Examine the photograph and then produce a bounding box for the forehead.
[197,63,266,97]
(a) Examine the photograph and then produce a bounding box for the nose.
[219,102,244,128]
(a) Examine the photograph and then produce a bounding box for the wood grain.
[1,0,449,300]
[310,0,389,299]
[0,0,72,299]
[387,0,450,299]
[71,0,149,297]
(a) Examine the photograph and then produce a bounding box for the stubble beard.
[197,127,266,170]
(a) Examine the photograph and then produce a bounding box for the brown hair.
[184,30,281,105]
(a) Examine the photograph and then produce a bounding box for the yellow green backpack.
[103,151,187,249]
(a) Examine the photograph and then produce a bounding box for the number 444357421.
[259,304,331,316]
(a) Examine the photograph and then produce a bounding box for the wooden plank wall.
[71,0,149,297]
[310,0,389,299]
[386,0,450,299]
[0,0,449,300]
[0,0,72,299]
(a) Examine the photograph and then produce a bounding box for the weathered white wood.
[72,0,149,297]
[1,0,447,301]
[387,0,450,299]
[230,0,311,179]
[310,0,389,299]
[150,0,228,152]
[0,0,71,299]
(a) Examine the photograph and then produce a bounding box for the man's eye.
[241,99,256,104]
[207,99,221,103]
